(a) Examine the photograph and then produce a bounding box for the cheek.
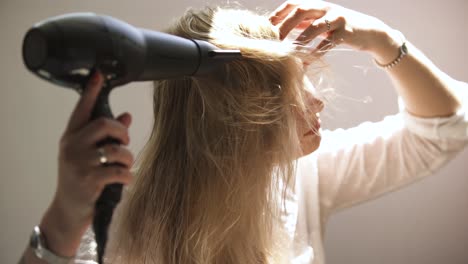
[294,109,310,132]
[293,106,322,158]
[295,111,319,136]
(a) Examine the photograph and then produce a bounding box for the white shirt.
[76,94,468,264]
[289,96,468,264]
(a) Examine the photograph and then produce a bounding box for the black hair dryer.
[22,12,241,263]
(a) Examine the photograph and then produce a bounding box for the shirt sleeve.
[74,227,98,264]
[317,89,468,216]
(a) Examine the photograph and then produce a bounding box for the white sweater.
[75,95,468,264]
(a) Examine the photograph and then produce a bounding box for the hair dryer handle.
[88,79,124,264]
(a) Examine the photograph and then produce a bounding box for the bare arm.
[270,1,466,113]
[371,30,462,118]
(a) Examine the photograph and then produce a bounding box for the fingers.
[91,143,135,188]
[92,144,134,168]
[296,17,333,43]
[294,16,346,57]
[116,112,132,129]
[65,71,104,134]
[314,37,336,56]
[77,117,130,146]
[93,165,133,186]
[276,6,327,40]
[269,1,297,25]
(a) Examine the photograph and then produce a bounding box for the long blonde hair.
[111,6,318,264]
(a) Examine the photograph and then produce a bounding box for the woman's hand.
[39,71,134,257]
[270,1,462,119]
[269,0,403,64]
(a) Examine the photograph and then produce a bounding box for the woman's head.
[167,7,323,159]
[112,6,323,264]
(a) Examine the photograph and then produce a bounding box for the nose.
[305,91,324,113]
[312,97,324,113]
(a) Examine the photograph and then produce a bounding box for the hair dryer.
[22,12,241,263]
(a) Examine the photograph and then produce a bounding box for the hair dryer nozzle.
[137,31,241,80]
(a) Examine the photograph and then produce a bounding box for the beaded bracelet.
[374,41,408,69]
[374,30,408,69]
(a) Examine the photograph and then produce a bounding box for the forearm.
[271,1,464,117]
[371,29,462,118]
[39,198,90,256]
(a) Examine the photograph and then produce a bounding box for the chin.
[298,134,322,158]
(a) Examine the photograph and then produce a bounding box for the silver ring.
[97,147,108,165]
[325,19,331,32]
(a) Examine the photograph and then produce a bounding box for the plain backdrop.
[1,0,467,263]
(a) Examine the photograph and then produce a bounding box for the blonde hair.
[111,6,319,264]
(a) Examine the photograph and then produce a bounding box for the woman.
[20,1,468,263]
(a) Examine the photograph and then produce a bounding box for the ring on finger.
[325,19,331,32]
[97,147,108,165]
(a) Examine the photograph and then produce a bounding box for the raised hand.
[269,0,402,62]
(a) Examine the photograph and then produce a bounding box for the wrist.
[368,28,405,65]
[39,199,91,257]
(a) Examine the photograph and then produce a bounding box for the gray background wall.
[1,0,467,263]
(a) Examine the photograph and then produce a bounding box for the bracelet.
[374,31,408,69]
[374,42,408,69]
[29,225,75,264]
